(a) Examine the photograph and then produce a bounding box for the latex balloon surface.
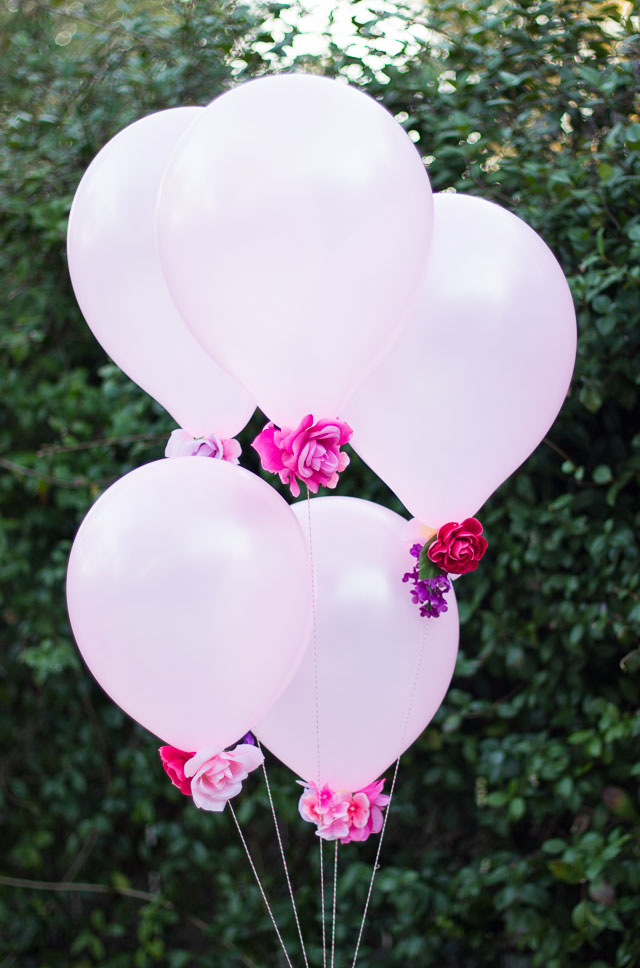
[157,73,433,427]
[345,192,577,527]
[67,458,312,752]
[67,108,254,438]
[255,496,459,791]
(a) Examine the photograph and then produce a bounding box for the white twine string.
[331,841,339,968]
[228,803,294,968]
[350,625,428,967]
[258,743,310,968]
[306,488,327,967]
[319,836,327,968]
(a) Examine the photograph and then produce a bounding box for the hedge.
[1,1,638,965]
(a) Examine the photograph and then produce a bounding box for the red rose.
[158,745,195,795]
[427,518,487,575]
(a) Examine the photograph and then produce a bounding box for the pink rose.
[183,744,264,812]
[165,429,241,464]
[158,745,195,796]
[427,517,487,575]
[252,414,352,498]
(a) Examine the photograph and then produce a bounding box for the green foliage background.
[1,1,639,965]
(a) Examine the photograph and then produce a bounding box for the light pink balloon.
[67,108,255,438]
[66,458,312,752]
[345,193,577,527]
[157,74,433,428]
[255,496,459,791]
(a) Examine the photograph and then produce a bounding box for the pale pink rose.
[165,429,241,464]
[184,744,264,812]
[252,414,352,498]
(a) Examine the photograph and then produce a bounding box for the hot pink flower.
[427,517,487,575]
[158,745,195,796]
[183,744,264,812]
[343,779,390,843]
[165,429,241,464]
[298,778,389,844]
[252,414,352,498]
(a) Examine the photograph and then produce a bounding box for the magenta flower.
[165,429,241,464]
[252,414,352,498]
[181,744,264,812]
[427,518,487,574]
[158,745,195,796]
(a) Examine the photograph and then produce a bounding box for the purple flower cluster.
[402,543,451,619]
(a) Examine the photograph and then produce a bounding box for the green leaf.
[548,860,585,884]
[597,162,615,182]
[418,539,441,580]
[592,465,613,484]
[579,382,603,413]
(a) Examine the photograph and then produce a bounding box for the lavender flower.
[402,547,451,619]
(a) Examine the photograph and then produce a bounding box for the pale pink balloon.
[67,108,255,438]
[345,193,577,527]
[255,496,459,791]
[157,74,433,428]
[66,458,312,752]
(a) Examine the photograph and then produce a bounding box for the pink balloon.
[67,108,255,438]
[157,74,433,428]
[345,193,577,526]
[255,496,459,791]
[67,458,312,752]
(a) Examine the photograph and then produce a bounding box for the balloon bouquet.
[65,74,577,964]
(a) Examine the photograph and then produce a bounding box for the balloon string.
[350,626,428,967]
[331,841,339,968]
[320,837,327,968]
[228,803,295,968]
[306,488,326,968]
[350,755,400,968]
[258,743,310,968]
[306,488,321,787]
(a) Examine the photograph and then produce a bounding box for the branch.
[0,874,260,968]
[0,456,95,489]
[37,432,167,456]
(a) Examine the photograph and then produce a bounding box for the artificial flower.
[158,745,195,796]
[402,544,451,618]
[298,778,389,844]
[165,429,241,464]
[427,518,487,575]
[181,744,264,812]
[252,414,352,497]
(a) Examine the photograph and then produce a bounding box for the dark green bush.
[1,1,638,966]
